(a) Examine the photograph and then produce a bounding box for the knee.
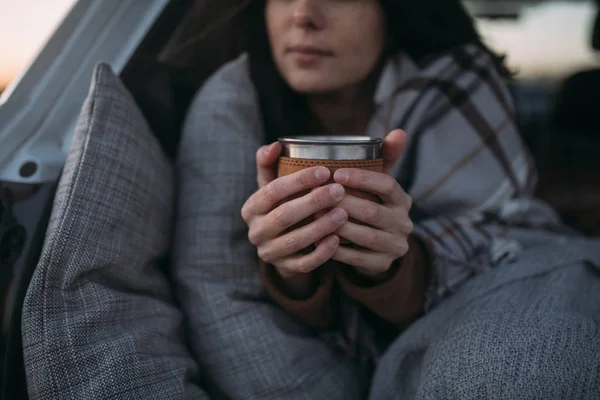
[419,311,599,399]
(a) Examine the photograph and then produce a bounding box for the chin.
[286,76,342,94]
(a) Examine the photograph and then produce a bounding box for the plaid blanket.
[366,44,567,309]
[173,43,578,398]
[322,43,572,375]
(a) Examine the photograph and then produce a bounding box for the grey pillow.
[21,63,209,399]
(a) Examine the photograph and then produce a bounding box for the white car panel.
[0,0,169,183]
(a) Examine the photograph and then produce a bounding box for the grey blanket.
[371,235,600,399]
[173,45,600,399]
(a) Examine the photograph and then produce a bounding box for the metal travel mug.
[278,135,383,162]
[277,136,384,203]
[277,136,384,243]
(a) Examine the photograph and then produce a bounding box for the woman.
[173,0,600,398]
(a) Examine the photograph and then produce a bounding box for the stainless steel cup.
[279,136,383,161]
[277,136,385,245]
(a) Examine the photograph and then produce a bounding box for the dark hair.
[246,0,511,144]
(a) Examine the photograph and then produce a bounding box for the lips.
[287,46,333,64]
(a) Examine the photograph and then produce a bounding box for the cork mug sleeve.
[277,157,384,244]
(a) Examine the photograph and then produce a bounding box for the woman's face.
[265,0,386,94]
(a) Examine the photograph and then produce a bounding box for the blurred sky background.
[0,0,598,91]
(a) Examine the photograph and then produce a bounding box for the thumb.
[382,129,407,174]
[256,141,282,188]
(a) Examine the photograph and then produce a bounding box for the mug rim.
[278,136,382,145]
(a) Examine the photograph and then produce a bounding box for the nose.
[291,0,324,29]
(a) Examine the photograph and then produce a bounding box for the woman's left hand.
[332,168,414,278]
[331,129,413,278]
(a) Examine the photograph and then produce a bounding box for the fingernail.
[329,184,344,200]
[315,167,330,182]
[327,235,340,247]
[335,169,349,183]
[330,208,347,224]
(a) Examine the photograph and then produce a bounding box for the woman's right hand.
[241,142,348,297]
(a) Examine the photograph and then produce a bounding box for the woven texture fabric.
[174,46,600,398]
[21,63,208,400]
[370,237,600,399]
[174,57,365,399]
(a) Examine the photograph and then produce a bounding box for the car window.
[475,1,599,82]
[0,0,76,95]
[471,1,599,146]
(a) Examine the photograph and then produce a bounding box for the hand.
[241,142,348,296]
[332,130,414,278]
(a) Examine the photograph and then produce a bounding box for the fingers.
[382,129,407,174]
[337,221,409,257]
[256,142,282,188]
[257,208,348,263]
[337,195,395,230]
[338,195,413,232]
[250,184,345,242]
[274,235,340,275]
[242,166,331,219]
[333,168,411,206]
[332,246,395,276]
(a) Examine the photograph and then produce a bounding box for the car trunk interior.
[1,0,599,398]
